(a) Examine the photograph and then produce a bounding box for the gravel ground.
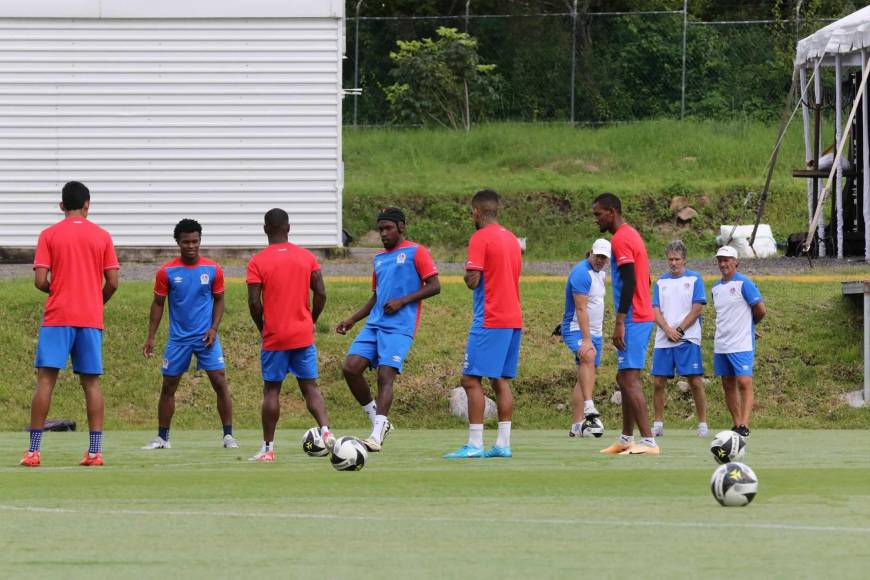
[2,256,868,281]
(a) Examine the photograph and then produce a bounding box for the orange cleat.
[20,450,41,467]
[619,443,661,456]
[600,441,633,454]
[79,452,104,466]
[249,449,275,462]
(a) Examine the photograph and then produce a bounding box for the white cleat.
[363,419,393,452]
[222,434,240,449]
[362,437,381,452]
[651,425,664,437]
[697,425,710,437]
[142,436,170,450]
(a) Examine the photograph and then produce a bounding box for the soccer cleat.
[568,423,583,438]
[362,437,381,452]
[734,425,751,438]
[620,443,661,456]
[222,434,240,449]
[443,444,484,459]
[600,441,633,454]
[697,424,710,437]
[20,450,40,467]
[362,419,393,452]
[79,452,104,466]
[483,446,512,458]
[249,448,275,462]
[321,430,336,452]
[652,424,664,437]
[142,436,170,450]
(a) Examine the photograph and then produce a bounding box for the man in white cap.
[711,245,765,437]
[561,238,610,438]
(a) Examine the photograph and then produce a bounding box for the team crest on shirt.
[684,282,691,289]
[200,273,210,285]
[730,287,737,295]
[173,276,184,285]
[396,253,406,264]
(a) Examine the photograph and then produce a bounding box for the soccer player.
[563,238,611,438]
[142,219,237,450]
[711,245,765,438]
[336,208,440,452]
[246,208,333,462]
[21,181,119,467]
[651,240,708,437]
[444,189,522,459]
[592,192,659,455]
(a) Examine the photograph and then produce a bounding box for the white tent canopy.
[796,6,870,66]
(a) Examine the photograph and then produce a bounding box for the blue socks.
[29,429,43,452]
[223,425,233,437]
[88,432,102,454]
[158,427,170,442]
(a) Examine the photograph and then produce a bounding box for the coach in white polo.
[711,245,765,438]
[651,240,708,437]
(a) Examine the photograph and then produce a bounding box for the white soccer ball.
[710,462,758,507]
[580,416,605,438]
[709,430,747,465]
[330,436,368,472]
[301,427,329,457]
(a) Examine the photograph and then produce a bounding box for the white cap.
[716,245,738,258]
[591,238,612,258]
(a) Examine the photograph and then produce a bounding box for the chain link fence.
[343,8,837,126]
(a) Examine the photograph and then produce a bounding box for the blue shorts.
[463,328,522,379]
[261,345,318,382]
[616,321,654,371]
[651,342,704,377]
[347,326,414,373]
[35,326,103,375]
[563,331,603,367]
[714,351,754,377]
[161,338,225,377]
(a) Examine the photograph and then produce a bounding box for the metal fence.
[343,6,837,126]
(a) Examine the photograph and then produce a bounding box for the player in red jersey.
[592,192,659,455]
[445,189,523,459]
[22,181,119,467]
[246,208,332,462]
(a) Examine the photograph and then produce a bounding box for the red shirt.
[610,223,654,323]
[246,242,321,351]
[33,216,119,329]
[466,224,523,329]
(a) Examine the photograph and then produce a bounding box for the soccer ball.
[301,427,328,457]
[710,462,758,507]
[330,436,368,472]
[709,430,746,464]
[580,416,605,438]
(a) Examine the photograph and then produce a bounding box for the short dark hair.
[472,188,500,217]
[173,218,202,241]
[62,181,90,211]
[264,208,289,229]
[593,192,621,214]
[377,207,406,226]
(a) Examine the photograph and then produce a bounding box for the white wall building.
[0,0,345,250]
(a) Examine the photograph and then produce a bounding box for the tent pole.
[835,54,844,259]
[864,50,870,262]
[801,65,813,229]
[815,59,826,256]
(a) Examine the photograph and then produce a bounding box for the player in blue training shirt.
[336,208,440,452]
[142,219,237,449]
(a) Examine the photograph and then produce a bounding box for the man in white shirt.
[711,246,766,438]
[651,240,708,437]
[561,239,610,438]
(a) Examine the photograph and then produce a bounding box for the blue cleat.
[443,444,484,459]
[483,446,512,458]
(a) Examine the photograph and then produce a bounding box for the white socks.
[495,421,511,448]
[618,433,634,445]
[641,437,657,447]
[263,441,274,452]
[362,401,377,426]
[468,424,484,448]
[583,400,597,415]
[371,415,387,443]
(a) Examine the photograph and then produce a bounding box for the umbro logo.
[173,276,183,285]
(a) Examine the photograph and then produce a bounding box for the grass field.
[1,429,868,578]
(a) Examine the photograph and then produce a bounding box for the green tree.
[385,27,501,129]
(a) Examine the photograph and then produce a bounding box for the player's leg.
[721,375,741,428]
[564,331,585,434]
[598,369,638,453]
[677,342,707,436]
[484,329,520,458]
[71,328,105,466]
[198,337,235,447]
[735,375,754,434]
[297,379,330,433]
[362,365,398,451]
[23,327,72,464]
[290,345,334,448]
[688,375,708,436]
[344,329,379,426]
[251,350,288,461]
[650,346,673,437]
[145,340,191,449]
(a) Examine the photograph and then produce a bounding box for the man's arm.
[573,294,595,354]
[384,275,442,314]
[310,270,326,323]
[203,292,224,347]
[654,306,681,342]
[336,293,376,334]
[247,283,264,333]
[678,303,704,334]
[613,263,636,351]
[143,294,166,357]
[34,267,50,294]
[751,302,766,324]
[103,268,119,304]
[464,269,481,290]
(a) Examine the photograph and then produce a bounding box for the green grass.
[0,276,866,431]
[0,430,868,578]
[343,120,819,259]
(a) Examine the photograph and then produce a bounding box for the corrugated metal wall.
[0,17,343,248]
